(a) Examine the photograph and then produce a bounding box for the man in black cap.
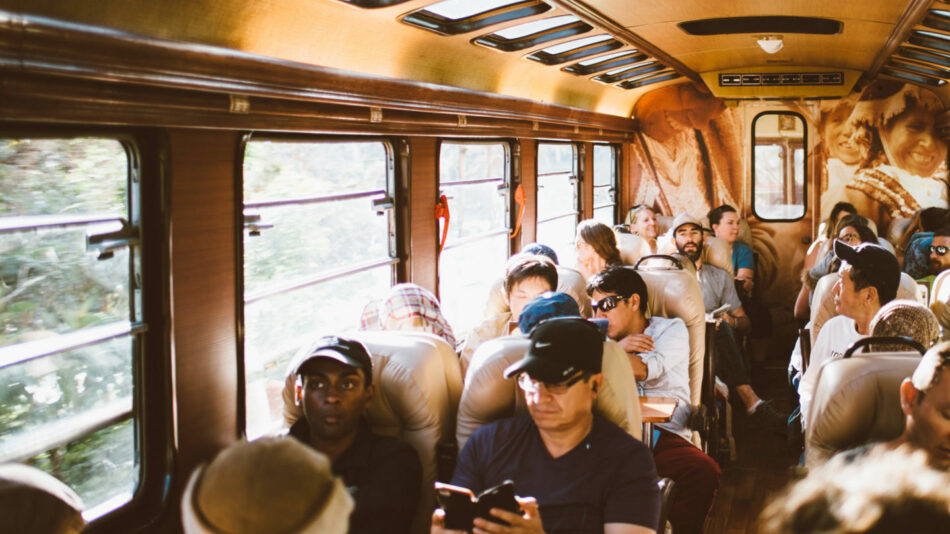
[290,336,422,534]
[798,241,901,430]
[432,317,661,534]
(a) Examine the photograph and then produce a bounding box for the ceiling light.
[757,35,784,54]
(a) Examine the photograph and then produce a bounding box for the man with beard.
[919,225,950,291]
[671,213,785,431]
[290,336,422,534]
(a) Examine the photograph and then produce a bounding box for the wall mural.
[627,80,948,309]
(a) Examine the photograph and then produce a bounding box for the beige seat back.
[659,234,733,276]
[886,217,913,247]
[811,272,921,346]
[281,331,462,534]
[615,232,653,266]
[930,270,950,341]
[483,265,592,319]
[805,352,920,469]
[656,214,674,236]
[635,266,706,411]
[456,335,641,451]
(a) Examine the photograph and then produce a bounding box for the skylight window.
[401,0,550,36]
[426,0,525,20]
[577,50,633,66]
[563,50,649,76]
[494,15,579,39]
[538,34,612,55]
[526,35,622,65]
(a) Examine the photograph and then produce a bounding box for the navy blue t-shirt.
[452,413,660,534]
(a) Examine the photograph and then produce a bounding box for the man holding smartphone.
[432,317,661,534]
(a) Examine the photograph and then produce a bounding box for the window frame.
[750,111,808,222]
[591,143,620,225]
[535,140,581,263]
[237,133,401,439]
[0,127,172,532]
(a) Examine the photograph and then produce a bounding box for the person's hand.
[431,509,466,534]
[472,497,545,534]
[618,333,655,354]
[720,313,736,328]
[738,276,754,293]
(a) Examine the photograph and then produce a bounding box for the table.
[639,396,677,447]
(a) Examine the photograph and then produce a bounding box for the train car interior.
[3,0,950,532]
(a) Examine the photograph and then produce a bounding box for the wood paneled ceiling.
[0,0,942,117]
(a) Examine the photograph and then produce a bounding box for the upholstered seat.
[281,331,462,534]
[456,336,641,450]
[930,270,950,341]
[804,351,920,469]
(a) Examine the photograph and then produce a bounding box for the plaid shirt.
[360,283,456,348]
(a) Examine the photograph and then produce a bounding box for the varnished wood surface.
[639,396,678,423]
[409,137,439,295]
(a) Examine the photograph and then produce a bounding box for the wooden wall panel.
[409,137,438,295]
[168,130,240,495]
[520,140,538,245]
[582,142,594,220]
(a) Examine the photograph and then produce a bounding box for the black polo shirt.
[452,413,660,534]
[290,418,422,534]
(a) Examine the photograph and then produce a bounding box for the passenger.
[801,201,858,275]
[798,241,901,429]
[574,219,623,280]
[181,437,354,534]
[867,299,940,352]
[707,204,753,294]
[896,207,948,278]
[459,254,558,365]
[918,225,950,291]
[794,214,878,321]
[625,204,659,254]
[760,447,950,534]
[671,213,785,431]
[521,242,559,265]
[0,464,84,534]
[289,336,422,534]
[433,317,661,534]
[587,265,720,534]
[360,283,456,347]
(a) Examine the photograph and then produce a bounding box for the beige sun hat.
[181,437,353,534]
[0,463,85,534]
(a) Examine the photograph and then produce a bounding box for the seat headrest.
[658,234,734,276]
[887,217,913,247]
[456,335,642,451]
[876,237,896,255]
[634,267,705,409]
[805,353,919,468]
[700,215,753,249]
[930,270,950,340]
[483,266,592,319]
[615,232,653,266]
[811,272,922,346]
[655,214,674,236]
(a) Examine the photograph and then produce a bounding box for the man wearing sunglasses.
[923,226,950,287]
[434,317,661,534]
[587,265,720,534]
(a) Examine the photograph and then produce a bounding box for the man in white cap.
[671,212,785,431]
[289,336,421,534]
[181,437,353,534]
[432,317,661,534]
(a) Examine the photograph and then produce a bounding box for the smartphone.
[435,480,519,531]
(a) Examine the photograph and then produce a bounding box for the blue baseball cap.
[518,292,580,335]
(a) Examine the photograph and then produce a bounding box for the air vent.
[718,71,843,87]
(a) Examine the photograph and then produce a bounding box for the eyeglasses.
[590,294,628,313]
[838,233,860,244]
[930,245,949,256]
[517,372,589,395]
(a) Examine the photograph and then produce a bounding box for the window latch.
[244,212,273,236]
[372,196,395,216]
[86,219,139,260]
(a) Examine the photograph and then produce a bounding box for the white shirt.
[798,315,865,430]
[637,315,692,441]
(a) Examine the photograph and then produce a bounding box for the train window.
[242,139,396,439]
[752,112,807,221]
[438,141,510,334]
[592,144,618,225]
[536,142,579,266]
[402,0,551,36]
[0,137,140,518]
[474,15,593,52]
[526,35,623,65]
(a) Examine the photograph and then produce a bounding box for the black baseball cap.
[833,240,900,303]
[292,336,373,386]
[503,317,604,383]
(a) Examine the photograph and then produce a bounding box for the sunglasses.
[517,372,589,395]
[930,245,949,256]
[590,294,628,313]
